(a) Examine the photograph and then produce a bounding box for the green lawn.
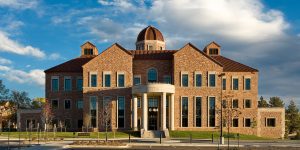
[169,131,271,140]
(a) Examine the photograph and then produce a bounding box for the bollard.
[129,133,131,143]
[211,134,214,143]
[190,133,192,143]
[160,132,162,144]
[38,129,40,145]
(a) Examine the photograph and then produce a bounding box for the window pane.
[137,98,141,108]
[182,74,188,87]
[77,100,83,109]
[233,99,239,108]
[245,78,251,90]
[245,119,251,127]
[222,78,226,90]
[233,118,239,127]
[196,97,201,127]
[90,97,97,127]
[245,99,251,108]
[64,78,71,91]
[52,79,59,91]
[134,77,141,85]
[118,74,125,87]
[105,74,111,87]
[65,100,71,109]
[233,78,239,90]
[52,100,58,109]
[267,118,276,127]
[148,68,157,82]
[181,97,188,127]
[91,74,97,87]
[118,97,125,128]
[195,74,202,87]
[163,76,171,84]
[209,97,216,127]
[77,78,83,90]
[209,74,216,87]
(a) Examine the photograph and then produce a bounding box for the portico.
[132,83,175,131]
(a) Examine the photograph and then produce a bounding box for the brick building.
[44,26,285,138]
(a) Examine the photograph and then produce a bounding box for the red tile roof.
[44,56,95,73]
[211,55,258,72]
[130,50,177,60]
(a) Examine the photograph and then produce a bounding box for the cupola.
[136,25,166,50]
[203,41,221,56]
[80,41,98,57]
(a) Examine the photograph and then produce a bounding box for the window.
[77,78,83,91]
[84,49,93,55]
[64,77,71,91]
[195,97,202,127]
[90,73,97,87]
[64,119,71,128]
[51,76,59,92]
[104,73,111,87]
[181,97,188,127]
[148,68,157,82]
[208,73,216,87]
[244,99,251,108]
[148,45,153,50]
[222,78,226,90]
[77,99,83,109]
[117,96,125,128]
[245,78,251,90]
[77,120,83,128]
[244,118,251,127]
[232,78,239,90]
[209,48,218,55]
[90,96,97,127]
[137,98,141,108]
[181,73,188,87]
[209,97,216,127]
[133,75,141,85]
[195,73,202,87]
[117,73,125,87]
[51,100,58,109]
[232,118,239,127]
[266,118,276,127]
[163,75,171,84]
[232,99,239,108]
[222,100,227,108]
[64,99,71,109]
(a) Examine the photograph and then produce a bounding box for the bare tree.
[41,99,53,133]
[100,99,112,142]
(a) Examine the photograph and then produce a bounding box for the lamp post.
[218,73,225,145]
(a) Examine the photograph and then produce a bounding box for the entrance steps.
[141,129,169,138]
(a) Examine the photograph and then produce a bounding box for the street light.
[218,73,225,145]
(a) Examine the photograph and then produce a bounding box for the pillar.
[133,97,138,131]
[161,92,167,130]
[142,93,148,131]
[170,93,175,130]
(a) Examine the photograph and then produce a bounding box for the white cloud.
[0,65,45,86]
[0,57,12,65]
[98,0,134,10]
[0,0,38,10]
[49,53,61,60]
[0,31,45,58]
[297,33,300,37]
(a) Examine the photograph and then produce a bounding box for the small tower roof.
[136,25,164,42]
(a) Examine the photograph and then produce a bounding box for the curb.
[64,144,130,149]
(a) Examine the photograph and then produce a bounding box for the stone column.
[170,93,175,130]
[133,97,138,131]
[161,92,167,130]
[142,93,148,131]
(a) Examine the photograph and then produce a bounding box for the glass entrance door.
[148,97,158,130]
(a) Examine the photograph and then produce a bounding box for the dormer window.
[84,49,93,55]
[209,48,218,55]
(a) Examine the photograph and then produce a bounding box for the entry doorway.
[148,97,158,130]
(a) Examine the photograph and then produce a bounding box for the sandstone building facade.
[43,26,284,138]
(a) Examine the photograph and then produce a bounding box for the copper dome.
[136,26,164,42]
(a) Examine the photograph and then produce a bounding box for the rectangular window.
[51,100,58,109]
[222,100,227,108]
[181,73,188,87]
[77,99,83,109]
[163,75,171,84]
[90,74,97,87]
[245,78,251,90]
[222,78,226,90]
[77,78,83,91]
[133,75,141,85]
[209,97,216,127]
[64,77,71,91]
[195,73,202,87]
[232,118,239,127]
[232,78,239,90]
[244,118,251,127]
[118,73,125,87]
[137,98,141,108]
[104,73,111,87]
[117,96,125,128]
[181,97,188,127]
[64,99,71,109]
[195,97,202,127]
[51,77,59,92]
[266,118,276,127]
[90,96,97,127]
[209,73,216,87]
[77,120,83,128]
[232,99,239,108]
[64,119,71,128]
[245,99,251,108]
[209,48,218,55]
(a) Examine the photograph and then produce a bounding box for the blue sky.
[0,0,299,107]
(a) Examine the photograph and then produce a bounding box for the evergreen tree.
[286,100,300,134]
[258,96,269,107]
[269,96,284,107]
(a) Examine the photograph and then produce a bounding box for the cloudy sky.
[0,0,299,107]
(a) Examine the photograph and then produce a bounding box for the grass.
[169,131,271,140]
[0,131,139,139]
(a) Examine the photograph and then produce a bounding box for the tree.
[0,80,9,101]
[286,100,300,134]
[269,97,284,107]
[258,96,269,107]
[10,90,31,109]
[100,99,112,142]
[41,99,54,131]
[32,97,46,108]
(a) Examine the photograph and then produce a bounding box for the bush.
[293,131,300,140]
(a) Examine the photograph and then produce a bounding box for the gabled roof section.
[80,41,96,47]
[175,43,223,67]
[45,57,95,73]
[130,50,177,60]
[211,55,258,72]
[99,43,132,56]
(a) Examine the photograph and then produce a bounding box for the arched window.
[148,68,157,83]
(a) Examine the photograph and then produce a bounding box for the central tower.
[136,25,165,50]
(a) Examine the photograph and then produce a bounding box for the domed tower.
[136,25,165,50]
